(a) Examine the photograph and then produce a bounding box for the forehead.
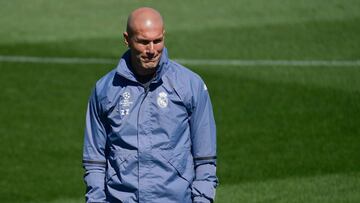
[132,26,164,40]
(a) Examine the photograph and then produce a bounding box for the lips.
[141,55,159,63]
[144,59,157,62]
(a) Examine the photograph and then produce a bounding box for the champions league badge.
[119,92,132,116]
[157,92,168,108]
[120,92,133,107]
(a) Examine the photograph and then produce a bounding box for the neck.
[133,65,156,77]
[129,60,156,84]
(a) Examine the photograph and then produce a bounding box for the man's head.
[124,7,165,76]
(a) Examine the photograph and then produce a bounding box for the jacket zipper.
[136,84,150,201]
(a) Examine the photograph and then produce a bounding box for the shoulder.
[92,68,118,102]
[164,60,209,109]
[95,69,116,91]
[166,60,205,90]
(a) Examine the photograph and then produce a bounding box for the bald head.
[123,7,166,76]
[126,7,164,37]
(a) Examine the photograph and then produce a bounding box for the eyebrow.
[136,36,163,41]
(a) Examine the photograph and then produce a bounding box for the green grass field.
[1,1,359,202]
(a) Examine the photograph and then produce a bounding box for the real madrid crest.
[157,92,168,108]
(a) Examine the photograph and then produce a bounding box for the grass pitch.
[1,0,360,202]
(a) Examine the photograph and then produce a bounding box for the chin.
[142,62,159,69]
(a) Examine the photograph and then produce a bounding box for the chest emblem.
[119,92,133,116]
[120,92,133,107]
[157,92,168,108]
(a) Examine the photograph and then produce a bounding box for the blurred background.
[0,0,359,202]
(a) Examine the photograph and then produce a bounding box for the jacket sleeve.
[189,79,218,203]
[82,88,108,203]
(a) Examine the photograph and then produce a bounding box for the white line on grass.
[175,59,360,66]
[1,55,360,66]
[0,55,115,64]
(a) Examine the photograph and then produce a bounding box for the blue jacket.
[83,48,218,203]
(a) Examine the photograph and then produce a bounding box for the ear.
[123,32,130,47]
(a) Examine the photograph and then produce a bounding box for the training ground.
[0,1,359,202]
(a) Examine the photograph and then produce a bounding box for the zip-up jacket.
[83,48,218,203]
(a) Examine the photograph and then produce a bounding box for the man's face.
[124,26,165,73]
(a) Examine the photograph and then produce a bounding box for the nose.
[146,42,155,55]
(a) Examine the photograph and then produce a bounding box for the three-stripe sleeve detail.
[82,160,106,166]
[194,156,217,161]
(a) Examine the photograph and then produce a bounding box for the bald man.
[83,7,218,203]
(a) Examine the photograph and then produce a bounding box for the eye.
[137,39,149,45]
[154,38,163,44]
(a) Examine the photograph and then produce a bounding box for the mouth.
[141,55,160,63]
[143,59,157,63]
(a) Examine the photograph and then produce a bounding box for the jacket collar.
[115,47,169,84]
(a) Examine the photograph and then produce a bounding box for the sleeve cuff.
[193,196,212,203]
